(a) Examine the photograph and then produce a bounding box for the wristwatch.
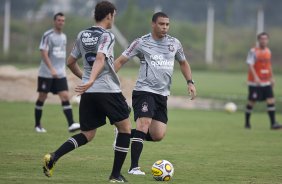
[187,80,195,85]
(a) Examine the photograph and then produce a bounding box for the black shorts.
[248,85,274,101]
[79,93,130,131]
[132,90,168,124]
[37,77,68,94]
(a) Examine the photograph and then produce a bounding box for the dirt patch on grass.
[0,65,222,109]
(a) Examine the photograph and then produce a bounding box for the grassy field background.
[0,101,282,184]
[119,67,282,99]
[119,67,282,112]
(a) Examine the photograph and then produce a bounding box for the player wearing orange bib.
[245,32,281,130]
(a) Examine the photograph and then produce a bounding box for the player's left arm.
[75,52,105,95]
[175,40,196,100]
[179,60,196,100]
[270,63,275,87]
[68,34,83,80]
[75,32,112,95]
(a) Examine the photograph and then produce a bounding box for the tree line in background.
[0,0,282,71]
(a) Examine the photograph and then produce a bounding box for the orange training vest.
[248,47,272,83]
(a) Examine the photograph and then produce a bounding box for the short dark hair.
[257,32,269,40]
[53,12,64,21]
[94,1,116,22]
[152,12,169,23]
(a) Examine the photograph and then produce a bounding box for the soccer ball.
[71,95,81,104]
[151,160,174,181]
[224,102,237,113]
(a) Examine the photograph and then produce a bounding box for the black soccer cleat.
[271,122,282,130]
[245,123,251,129]
[109,174,128,183]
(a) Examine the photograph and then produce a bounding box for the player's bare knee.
[152,133,165,142]
[266,98,275,104]
[248,101,255,106]
[116,119,131,134]
[137,119,151,133]
[82,130,96,142]
[38,93,48,101]
[59,91,69,101]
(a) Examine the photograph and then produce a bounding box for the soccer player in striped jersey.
[245,32,281,130]
[35,12,80,133]
[114,12,197,175]
[43,1,131,182]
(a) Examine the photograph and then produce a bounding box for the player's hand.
[50,68,58,78]
[254,76,261,85]
[188,83,196,100]
[75,81,94,95]
[270,78,275,87]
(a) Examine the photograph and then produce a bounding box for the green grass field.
[119,67,282,112]
[0,101,282,184]
[119,67,282,100]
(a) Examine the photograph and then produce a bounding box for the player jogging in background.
[43,1,131,182]
[35,12,80,133]
[245,32,281,130]
[114,12,197,175]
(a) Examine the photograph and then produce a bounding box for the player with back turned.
[245,32,281,130]
[42,1,131,182]
[114,12,197,175]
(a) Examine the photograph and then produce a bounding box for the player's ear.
[151,21,155,28]
[106,13,112,20]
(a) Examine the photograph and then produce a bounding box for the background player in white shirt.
[35,12,79,133]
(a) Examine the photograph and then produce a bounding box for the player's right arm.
[114,38,141,72]
[246,49,260,84]
[114,55,129,72]
[68,33,83,79]
[67,55,83,79]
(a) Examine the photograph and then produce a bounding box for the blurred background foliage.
[0,0,282,72]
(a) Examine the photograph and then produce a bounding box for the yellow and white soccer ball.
[151,160,174,181]
[224,102,237,113]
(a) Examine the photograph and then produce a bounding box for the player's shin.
[245,104,253,128]
[131,129,153,141]
[130,130,146,170]
[267,104,276,126]
[62,101,74,126]
[53,133,88,162]
[111,133,131,177]
[35,100,44,127]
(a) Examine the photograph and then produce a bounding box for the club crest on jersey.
[42,82,46,90]
[141,102,149,112]
[252,92,257,99]
[168,44,175,52]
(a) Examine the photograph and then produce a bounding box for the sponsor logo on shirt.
[52,46,66,58]
[150,55,174,70]
[81,32,98,46]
